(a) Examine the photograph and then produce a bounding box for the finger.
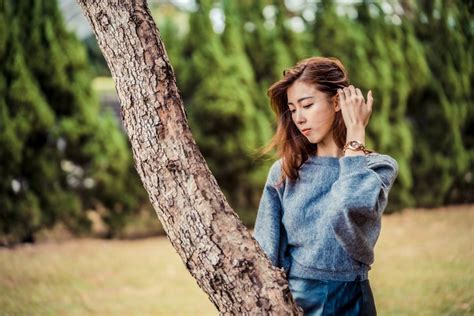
[343,86,351,102]
[337,88,346,104]
[349,85,362,106]
[338,89,349,121]
[367,90,374,112]
[355,87,365,104]
[349,85,357,99]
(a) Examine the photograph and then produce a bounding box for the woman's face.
[287,80,340,144]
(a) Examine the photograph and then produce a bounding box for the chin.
[306,135,321,144]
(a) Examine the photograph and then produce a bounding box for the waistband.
[288,259,369,282]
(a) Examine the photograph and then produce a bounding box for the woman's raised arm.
[326,154,399,266]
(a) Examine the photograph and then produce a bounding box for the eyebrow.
[288,96,314,106]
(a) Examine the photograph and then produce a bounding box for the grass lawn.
[1,205,472,315]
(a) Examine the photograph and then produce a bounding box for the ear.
[332,95,341,112]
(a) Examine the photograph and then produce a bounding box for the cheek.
[310,108,334,126]
[290,114,296,124]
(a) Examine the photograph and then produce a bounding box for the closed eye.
[289,104,313,114]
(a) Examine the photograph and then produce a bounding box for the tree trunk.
[76,0,302,314]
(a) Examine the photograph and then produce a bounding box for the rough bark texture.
[76,0,302,314]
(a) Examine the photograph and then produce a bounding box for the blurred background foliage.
[0,0,472,245]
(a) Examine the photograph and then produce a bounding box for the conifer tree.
[0,0,146,244]
[408,0,473,206]
[220,0,275,212]
[180,0,275,218]
[272,0,308,63]
[355,1,430,209]
[241,1,294,85]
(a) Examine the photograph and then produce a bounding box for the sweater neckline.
[305,153,377,165]
[306,154,341,165]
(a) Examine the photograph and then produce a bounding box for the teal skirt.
[288,275,377,316]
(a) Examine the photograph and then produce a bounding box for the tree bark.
[76,0,302,314]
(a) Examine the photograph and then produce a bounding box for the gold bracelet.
[343,140,373,155]
[343,147,373,155]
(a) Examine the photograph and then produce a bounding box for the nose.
[294,109,306,124]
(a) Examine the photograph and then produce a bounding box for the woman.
[253,56,399,315]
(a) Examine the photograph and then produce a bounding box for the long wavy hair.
[258,56,350,185]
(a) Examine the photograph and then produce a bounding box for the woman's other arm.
[253,160,289,272]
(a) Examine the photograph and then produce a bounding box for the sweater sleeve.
[327,153,399,266]
[252,160,290,273]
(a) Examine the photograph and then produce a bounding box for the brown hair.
[258,56,350,185]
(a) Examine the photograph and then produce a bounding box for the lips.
[301,128,311,135]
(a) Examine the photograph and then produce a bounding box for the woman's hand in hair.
[337,85,373,130]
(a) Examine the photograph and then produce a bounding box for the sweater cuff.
[339,155,368,174]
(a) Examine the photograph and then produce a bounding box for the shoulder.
[366,152,399,184]
[265,158,286,190]
[267,159,283,184]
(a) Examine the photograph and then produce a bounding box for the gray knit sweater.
[253,153,399,282]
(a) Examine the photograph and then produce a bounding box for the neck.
[316,148,343,158]
[316,135,343,158]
